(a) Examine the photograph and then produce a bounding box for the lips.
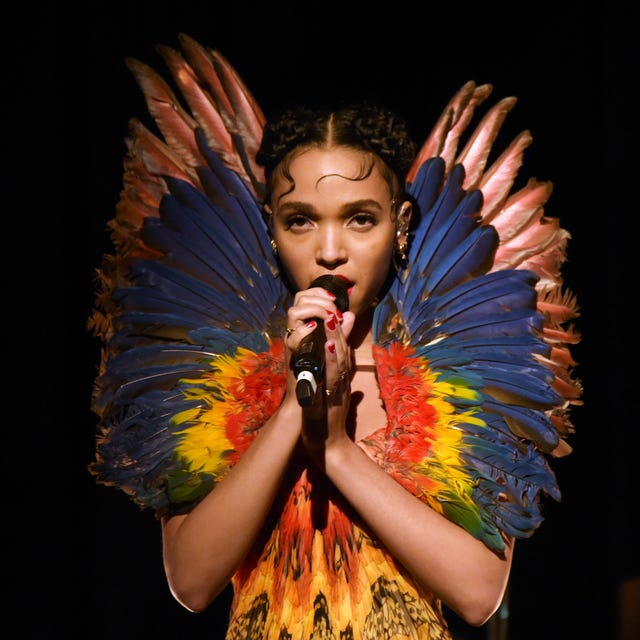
[313,273,353,287]
[310,273,354,297]
[334,274,354,295]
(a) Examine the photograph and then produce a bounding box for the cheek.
[275,239,309,290]
[352,242,395,306]
[375,256,394,290]
[365,232,395,273]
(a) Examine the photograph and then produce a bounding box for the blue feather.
[163,175,271,270]
[482,396,560,452]
[410,164,467,252]
[146,188,279,313]
[469,364,559,407]
[109,365,210,407]
[415,336,550,372]
[406,157,446,215]
[117,261,276,330]
[414,307,544,346]
[143,204,248,290]
[408,270,539,329]
[93,389,203,512]
[195,127,266,210]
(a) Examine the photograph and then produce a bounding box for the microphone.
[293,275,350,407]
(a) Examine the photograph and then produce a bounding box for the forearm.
[162,398,302,612]
[323,437,513,626]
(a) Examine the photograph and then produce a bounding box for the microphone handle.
[292,275,349,408]
[293,323,326,407]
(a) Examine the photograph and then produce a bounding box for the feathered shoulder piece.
[365,82,582,551]
[89,34,291,516]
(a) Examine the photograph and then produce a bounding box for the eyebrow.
[277,199,385,217]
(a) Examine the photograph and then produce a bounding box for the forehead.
[272,147,392,203]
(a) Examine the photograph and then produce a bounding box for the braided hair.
[256,103,417,206]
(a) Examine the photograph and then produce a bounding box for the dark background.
[21,1,636,638]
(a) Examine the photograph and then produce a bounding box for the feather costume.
[89,34,582,639]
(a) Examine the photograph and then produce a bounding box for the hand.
[300,306,355,463]
[283,283,352,395]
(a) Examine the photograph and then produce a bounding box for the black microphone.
[293,275,350,407]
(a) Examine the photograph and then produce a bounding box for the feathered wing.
[367,82,582,552]
[89,34,291,516]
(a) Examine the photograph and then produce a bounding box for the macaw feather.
[538,287,581,325]
[455,95,518,190]
[484,177,552,233]
[476,130,533,221]
[406,81,494,182]
[405,269,540,335]
[125,56,202,168]
[158,34,266,197]
[402,161,499,308]
[155,44,236,161]
[415,335,550,374]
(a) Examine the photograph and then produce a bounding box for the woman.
[90,36,580,639]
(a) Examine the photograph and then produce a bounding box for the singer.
[90,40,582,640]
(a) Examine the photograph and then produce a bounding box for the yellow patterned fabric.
[227,464,452,640]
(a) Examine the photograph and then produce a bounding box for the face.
[269,146,409,317]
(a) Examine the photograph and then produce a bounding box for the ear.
[397,200,412,237]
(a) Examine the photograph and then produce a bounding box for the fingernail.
[335,309,343,321]
[327,342,336,354]
[305,320,317,329]
[326,315,337,331]
[324,290,336,300]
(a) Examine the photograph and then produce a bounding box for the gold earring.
[397,238,407,262]
[393,229,408,270]
[270,238,278,257]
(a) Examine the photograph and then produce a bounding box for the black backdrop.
[22,1,636,638]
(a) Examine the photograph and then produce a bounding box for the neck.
[353,345,376,369]
[349,307,376,369]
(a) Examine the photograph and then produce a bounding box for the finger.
[323,318,350,387]
[323,341,350,407]
[293,287,339,311]
[286,288,348,351]
[286,298,337,336]
[285,319,319,350]
[324,310,350,355]
[292,285,345,320]
[304,285,340,302]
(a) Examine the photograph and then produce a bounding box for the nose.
[315,224,347,268]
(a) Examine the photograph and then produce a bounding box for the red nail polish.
[326,316,337,331]
[305,320,317,329]
[335,309,343,321]
[327,342,336,354]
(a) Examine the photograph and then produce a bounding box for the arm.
[323,438,512,626]
[161,393,301,613]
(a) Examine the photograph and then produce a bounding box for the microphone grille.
[309,275,350,312]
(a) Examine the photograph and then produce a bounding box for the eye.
[284,215,314,231]
[348,213,377,230]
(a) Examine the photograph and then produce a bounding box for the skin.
[161,146,513,625]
